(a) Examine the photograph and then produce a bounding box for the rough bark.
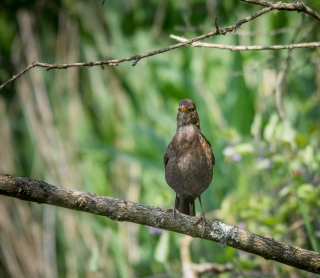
[0,174,319,274]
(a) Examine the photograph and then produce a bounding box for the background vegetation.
[0,0,320,277]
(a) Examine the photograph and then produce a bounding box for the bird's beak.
[180,105,188,112]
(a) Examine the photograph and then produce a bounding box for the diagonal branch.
[0,174,320,274]
[0,6,273,90]
[1,1,319,90]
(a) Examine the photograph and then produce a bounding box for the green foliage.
[0,0,320,277]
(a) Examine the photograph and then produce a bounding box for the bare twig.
[170,35,320,51]
[0,0,320,90]
[181,235,233,277]
[0,174,320,274]
[174,26,291,36]
[1,1,319,90]
[214,16,220,34]
[241,0,320,21]
[274,13,312,121]
[180,235,273,277]
[0,5,274,90]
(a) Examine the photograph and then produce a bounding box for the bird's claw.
[194,213,211,235]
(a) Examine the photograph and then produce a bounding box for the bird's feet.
[194,212,211,235]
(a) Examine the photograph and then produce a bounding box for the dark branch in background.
[1,1,320,90]
[241,0,320,21]
[0,174,320,274]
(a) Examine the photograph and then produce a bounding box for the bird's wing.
[202,133,215,166]
[211,150,215,166]
[164,144,170,168]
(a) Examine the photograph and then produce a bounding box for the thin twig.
[1,1,319,90]
[274,13,312,121]
[174,26,291,36]
[0,174,320,274]
[0,6,273,90]
[170,35,320,51]
[214,16,220,34]
[0,62,38,90]
[181,235,234,277]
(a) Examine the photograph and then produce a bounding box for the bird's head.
[177,99,200,129]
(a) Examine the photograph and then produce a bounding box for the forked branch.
[1,1,319,90]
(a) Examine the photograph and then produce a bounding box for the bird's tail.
[174,195,195,216]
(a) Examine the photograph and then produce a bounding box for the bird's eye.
[190,107,195,112]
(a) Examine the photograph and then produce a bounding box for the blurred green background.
[1,0,320,277]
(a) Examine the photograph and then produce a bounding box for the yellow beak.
[180,105,188,112]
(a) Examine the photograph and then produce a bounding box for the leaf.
[234,143,254,155]
[251,112,262,138]
[297,183,314,200]
[275,121,296,144]
[264,113,279,142]
[154,231,169,263]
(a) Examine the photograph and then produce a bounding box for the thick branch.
[0,174,319,274]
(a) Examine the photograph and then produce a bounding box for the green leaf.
[154,231,169,263]
[264,113,279,142]
[296,196,320,252]
[276,121,296,144]
[297,183,314,200]
[250,112,262,138]
[234,143,254,155]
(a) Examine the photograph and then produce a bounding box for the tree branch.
[0,174,319,274]
[170,35,320,51]
[1,1,319,90]
[0,2,306,91]
[241,0,320,21]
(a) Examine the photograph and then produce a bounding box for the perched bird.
[164,99,215,218]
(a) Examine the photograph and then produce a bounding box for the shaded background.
[0,0,320,277]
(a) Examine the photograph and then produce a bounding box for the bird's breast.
[175,126,212,169]
[165,125,213,198]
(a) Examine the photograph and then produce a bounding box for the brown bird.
[164,99,215,218]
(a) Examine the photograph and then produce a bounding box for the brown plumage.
[164,99,215,217]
